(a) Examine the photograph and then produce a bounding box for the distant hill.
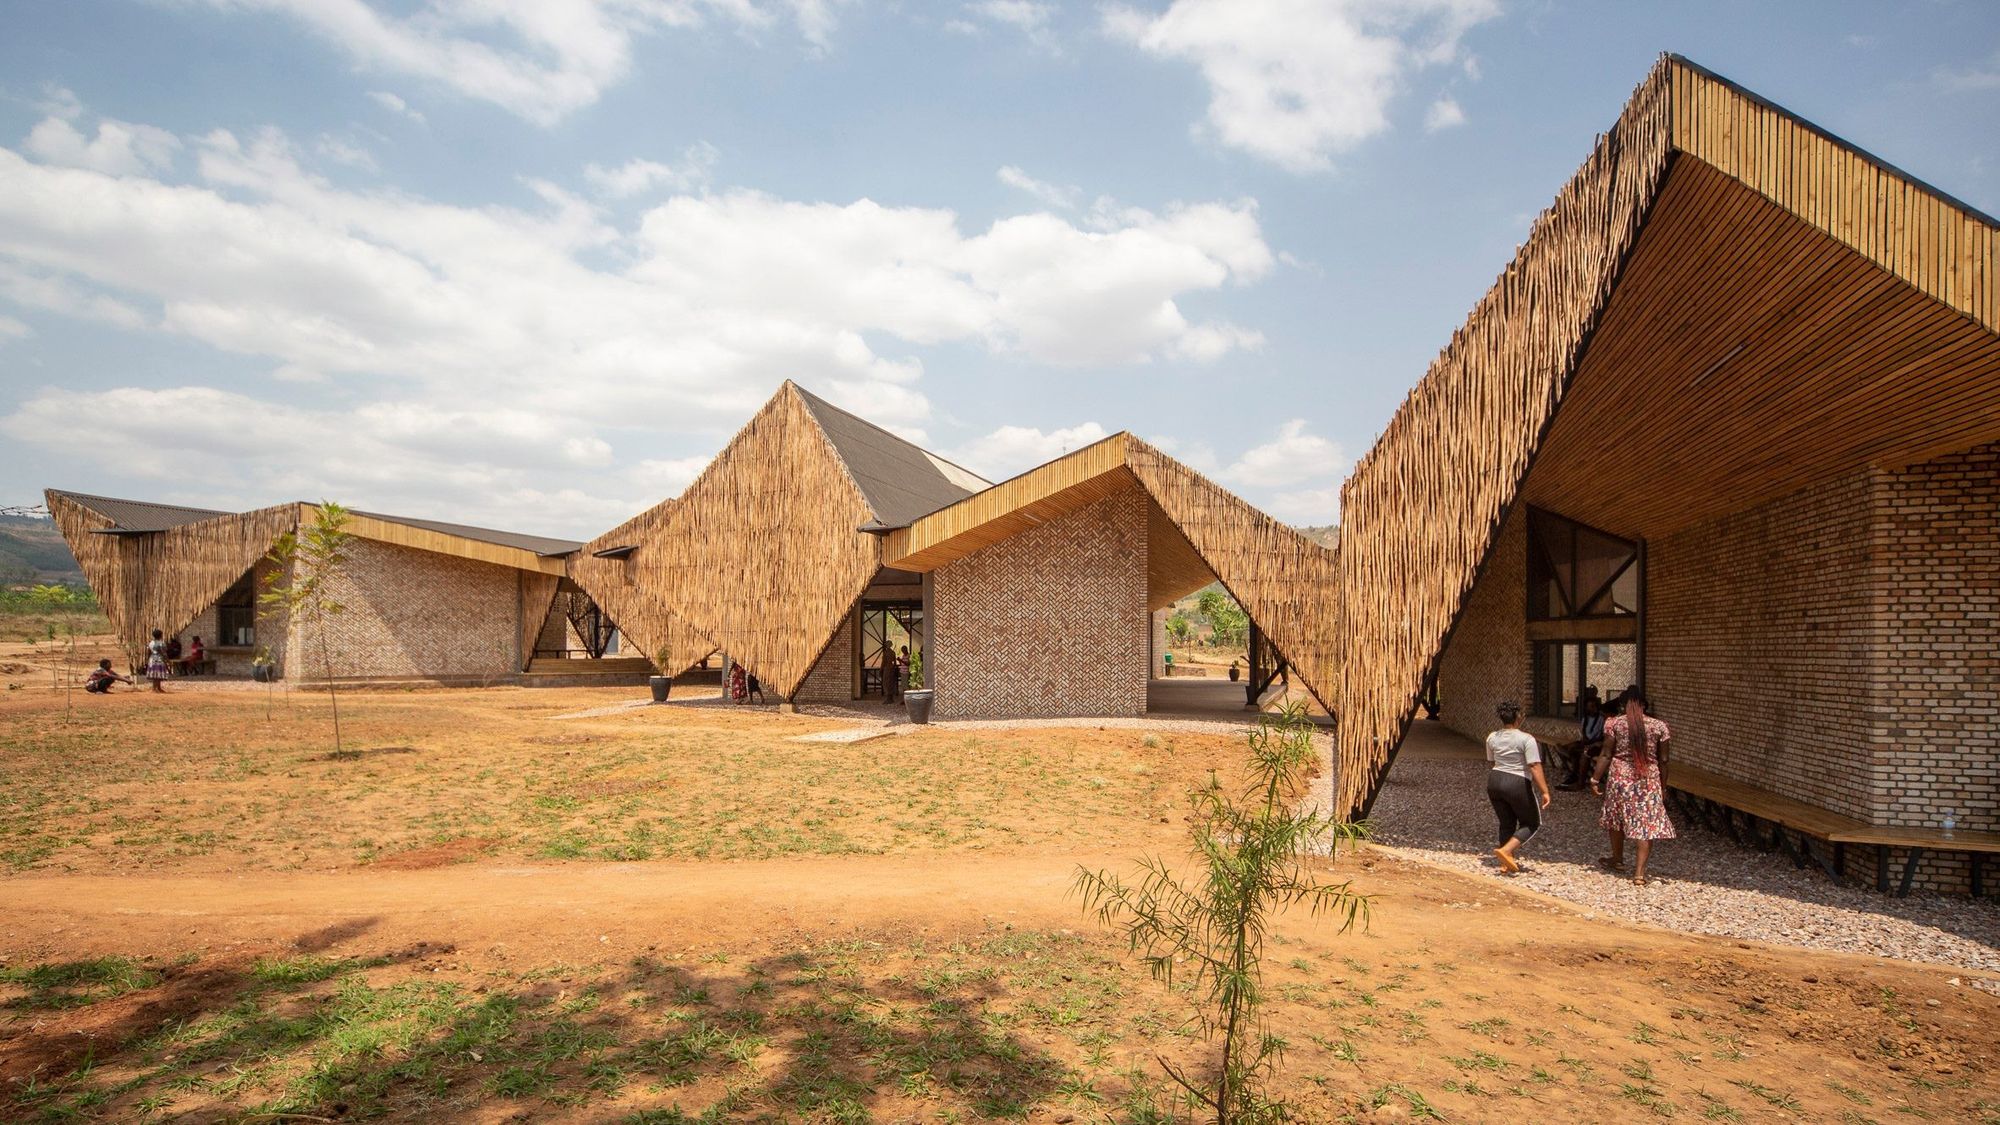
[1293,523,1339,550]
[0,514,84,587]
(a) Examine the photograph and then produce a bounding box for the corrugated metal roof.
[353,511,582,557]
[48,490,233,533]
[793,385,991,527]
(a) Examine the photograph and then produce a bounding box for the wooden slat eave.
[883,434,1134,571]
[309,506,570,576]
[1668,58,1999,334]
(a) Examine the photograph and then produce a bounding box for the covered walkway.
[1366,722,2000,974]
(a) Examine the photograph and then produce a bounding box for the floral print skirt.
[1600,771,1676,840]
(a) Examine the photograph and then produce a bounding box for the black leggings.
[1487,770,1541,846]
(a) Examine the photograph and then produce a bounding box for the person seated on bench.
[1558,693,1606,789]
[84,658,134,694]
[178,635,206,675]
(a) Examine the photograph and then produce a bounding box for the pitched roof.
[48,490,232,533]
[792,384,991,527]
[352,511,582,557]
[48,490,581,556]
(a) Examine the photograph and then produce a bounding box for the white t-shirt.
[1486,728,1541,778]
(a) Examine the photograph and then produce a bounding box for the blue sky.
[2,0,1996,538]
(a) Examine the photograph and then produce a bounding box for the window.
[1527,508,1640,621]
[216,572,256,648]
[1526,507,1643,718]
[1534,642,1639,718]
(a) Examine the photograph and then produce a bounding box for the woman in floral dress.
[1590,690,1673,885]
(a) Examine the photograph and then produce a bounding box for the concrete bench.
[1666,764,2000,896]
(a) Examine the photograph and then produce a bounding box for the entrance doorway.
[859,602,922,698]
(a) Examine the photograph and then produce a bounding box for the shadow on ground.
[0,931,1096,1122]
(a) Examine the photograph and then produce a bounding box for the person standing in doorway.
[1486,700,1550,874]
[144,629,170,693]
[1592,690,1675,885]
[887,644,908,703]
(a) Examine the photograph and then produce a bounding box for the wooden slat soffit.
[1329,54,2000,819]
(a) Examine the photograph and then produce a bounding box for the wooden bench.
[1665,764,2000,896]
[177,658,218,676]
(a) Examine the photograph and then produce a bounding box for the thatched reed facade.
[1329,54,2000,895]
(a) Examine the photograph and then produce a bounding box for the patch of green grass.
[0,957,160,1009]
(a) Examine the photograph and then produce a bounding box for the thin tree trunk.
[317,612,341,752]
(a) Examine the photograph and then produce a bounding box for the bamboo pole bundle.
[1329,61,1675,819]
[567,383,880,697]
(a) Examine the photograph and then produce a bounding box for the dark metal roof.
[50,490,232,533]
[792,385,991,527]
[351,511,582,557]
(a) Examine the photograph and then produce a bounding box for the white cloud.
[954,422,1113,479]
[314,134,377,170]
[366,90,425,123]
[1424,95,1465,131]
[630,455,710,496]
[997,165,1081,210]
[1262,483,1340,525]
[1222,418,1341,488]
[1936,51,2000,92]
[585,142,720,199]
[0,314,30,341]
[23,115,180,176]
[0,108,1274,535]
[1105,0,1500,172]
[197,0,843,126]
[968,1,1056,48]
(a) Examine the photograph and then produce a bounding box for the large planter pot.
[252,664,274,683]
[1228,666,1241,682]
[904,689,935,725]
[648,675,672,703]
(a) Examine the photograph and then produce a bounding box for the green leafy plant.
[1073,703,1369,1124]
[905,646,924,691]
[25,584,87,718]
[1166,611,1195,647]
[261,502,353,752]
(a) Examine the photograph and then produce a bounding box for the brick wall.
[1433,445,1999,893]
[283,538,521,681]
[932,486,1149,719]
[796,608,856,703]
[1649,469,1880,820]
[1872,442,2000,846]
[1434,508,1575,748]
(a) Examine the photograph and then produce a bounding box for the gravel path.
[1363,726,2000,977]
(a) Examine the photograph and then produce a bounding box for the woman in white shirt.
[1486,700,1551,873]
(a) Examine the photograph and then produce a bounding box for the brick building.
[1339,56,2000,893]
[45,491,629,687]
[571,385,1338,719]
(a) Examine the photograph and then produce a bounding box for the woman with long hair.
[1485,700,1550,873]
[1591,690,1674,885]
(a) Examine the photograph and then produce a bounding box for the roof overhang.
[317,505,571,576]
[882,433,1135,572]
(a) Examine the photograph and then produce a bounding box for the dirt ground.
[2,672,1998,1123]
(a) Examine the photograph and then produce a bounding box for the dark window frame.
[1525,507,1641,623]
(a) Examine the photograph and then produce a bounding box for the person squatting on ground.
[1592,690,1675,885]
[84,658,133,693]
[1485,700,1551,874]
[144,629,170,693]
